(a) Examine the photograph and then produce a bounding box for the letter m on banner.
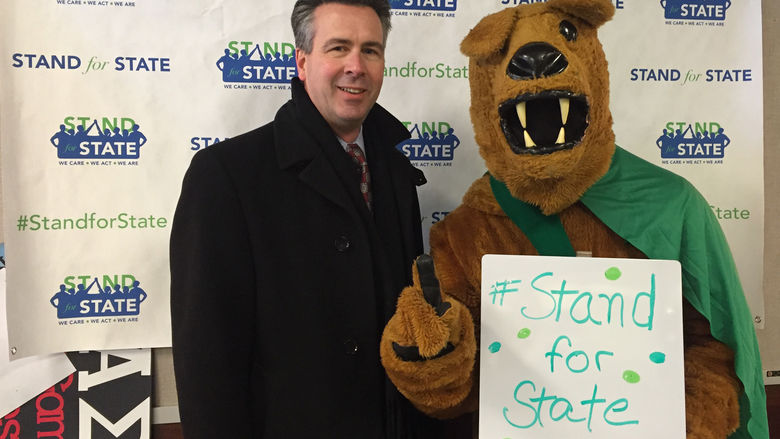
[77,350,151,438]
[79,399,150,438]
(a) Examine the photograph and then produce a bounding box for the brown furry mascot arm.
[682,302,741,438]
[380,251,477,418]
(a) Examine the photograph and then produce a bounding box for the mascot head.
[461,0,615,215]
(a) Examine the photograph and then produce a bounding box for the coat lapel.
[273,80,354,212]
[365,105,425,272]
[298,154,354,211]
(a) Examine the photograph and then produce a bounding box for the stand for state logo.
[390,0,456,11]
[50,276,147,320]
[657,122,730,163]
[396,122,460,166]
[50,116,146,163]
[661,0,730,24]
[217,41,296,84]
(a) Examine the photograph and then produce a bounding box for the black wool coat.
[170,78,440,438]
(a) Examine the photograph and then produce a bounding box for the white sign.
[479,255,685,438]
[0,250,75,418]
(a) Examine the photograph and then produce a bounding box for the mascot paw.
[380,254,476,417]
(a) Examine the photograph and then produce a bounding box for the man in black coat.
[170,0,442,437]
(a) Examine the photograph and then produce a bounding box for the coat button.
[334,235,351,252]
[343,338,359,355]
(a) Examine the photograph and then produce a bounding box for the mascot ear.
[460,7,517,60]
[548,0,615,27]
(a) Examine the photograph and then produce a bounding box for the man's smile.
[338,86,366,94]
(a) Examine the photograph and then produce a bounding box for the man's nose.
[344,49,365,75]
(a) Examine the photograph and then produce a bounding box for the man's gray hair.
[291,0,392,53]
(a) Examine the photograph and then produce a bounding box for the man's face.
[295,3,385,141]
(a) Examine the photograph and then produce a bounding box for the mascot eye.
[559,20,577,42]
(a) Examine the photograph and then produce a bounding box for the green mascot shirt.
[491,146,768,438]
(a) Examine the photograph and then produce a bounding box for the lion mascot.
[380,0,769,438]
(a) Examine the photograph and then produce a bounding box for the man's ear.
[548,0,615,27]
[460,7,517,61]
[295,48,307,81]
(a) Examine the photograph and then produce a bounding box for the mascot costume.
[380,0,769,437]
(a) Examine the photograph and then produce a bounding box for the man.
[170,1,441,437]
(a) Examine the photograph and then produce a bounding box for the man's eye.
[364,47,384,57]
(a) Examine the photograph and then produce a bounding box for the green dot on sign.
[605,267,622,280]
[650,352,666,364]
[517,328,531,339]
[622,370,640,383]
[488,342,501,354]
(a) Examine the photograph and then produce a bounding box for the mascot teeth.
[524,130,536,147]
[515,101,565,148]
[499,91,589,155]
[559,97,570,124]
[556,127,566,144]
[515,101,527,127]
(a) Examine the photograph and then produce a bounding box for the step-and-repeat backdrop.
[0,0,764,434]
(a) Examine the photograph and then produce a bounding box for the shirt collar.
[337,127,365,154]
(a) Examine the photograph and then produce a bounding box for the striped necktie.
[345,143,372,211]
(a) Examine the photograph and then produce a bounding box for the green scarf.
[490,146,768,439]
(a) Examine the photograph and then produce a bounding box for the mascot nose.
[507,42,569,80]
